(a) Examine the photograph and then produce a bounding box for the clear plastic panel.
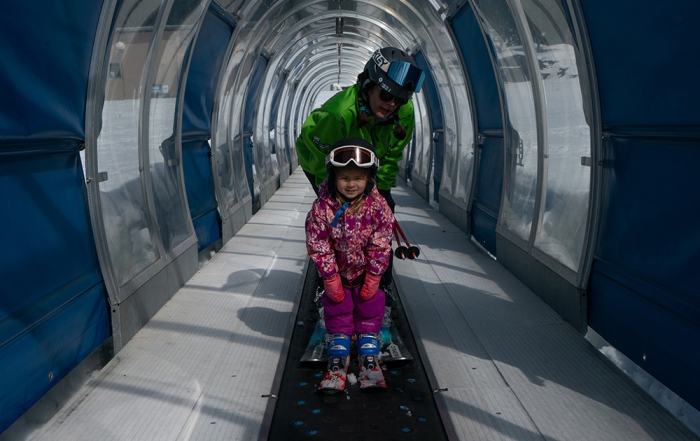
[521,0,591,270]
[411,93,426,180]
[413,16,471,205]
[97,0,164,287]
[446,51,475,202]
[226,45,252,203]
[434,56,457,197]
[454,114,475,201]
[281,81,299,167]
[477,0,538,241]
[213,46,244,217]
[412,91,433,185]
[263,75,289,173]
[147,0,205,253]
[267,72,286,176]
[250,56,274,186]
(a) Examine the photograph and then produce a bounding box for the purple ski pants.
[321,285,385,336]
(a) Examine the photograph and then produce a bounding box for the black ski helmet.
[325,137,379,197]
[359,47,425,101]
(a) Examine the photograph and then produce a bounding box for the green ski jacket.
[296,84,415,191]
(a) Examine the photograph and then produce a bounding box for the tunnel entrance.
[267,263,450,440]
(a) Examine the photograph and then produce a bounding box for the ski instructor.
[296,46,425,289]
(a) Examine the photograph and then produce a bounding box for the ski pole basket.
[393,220,420,260]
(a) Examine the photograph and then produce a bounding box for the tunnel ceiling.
[220,0,456,104]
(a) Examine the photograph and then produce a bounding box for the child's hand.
[324,274,345,302]
[360,272,382,300]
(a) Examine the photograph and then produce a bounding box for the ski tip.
[359,382,388,391]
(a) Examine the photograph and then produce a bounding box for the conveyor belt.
[267,265,449,441]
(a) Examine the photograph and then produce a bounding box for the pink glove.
[323,274,345,303]
[360,272,382,301]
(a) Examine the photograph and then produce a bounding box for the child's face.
[335,167,368,200]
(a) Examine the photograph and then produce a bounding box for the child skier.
[305,137,395,393]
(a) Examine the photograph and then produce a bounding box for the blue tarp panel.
[412,52,442,202]
[0,1,110,431]
[580,0,700,127]
[450,4,502,131]
[589,136,700,410]
[181,4,234,250]
[191,209,221,253]
[581,0,700,410]
[471,136,503,254]
[0,1,101,141]
[450,4,504,255]
[590,259,700,410]
[0,152,110,432]
[182,139,220,251]
[596,138,700,296]
[0,152,98,311]
[244,136,255,202]
[268,72,287,129]
[181,6,234,135]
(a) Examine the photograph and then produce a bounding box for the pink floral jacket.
[305,181,394,282]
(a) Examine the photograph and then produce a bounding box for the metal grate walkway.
[28,168,699,440]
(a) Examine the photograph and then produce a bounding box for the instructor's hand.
[323,274,345,303]
[360,272,382,301]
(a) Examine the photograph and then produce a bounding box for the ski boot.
[318,334,350,394]
[357,333,387,390]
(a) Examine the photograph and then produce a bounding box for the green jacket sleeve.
[375,101,415,191]
[296,109,348,187]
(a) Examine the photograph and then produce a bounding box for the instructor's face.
[368,85,400,119]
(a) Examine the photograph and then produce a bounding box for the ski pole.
[393,222,408,259]
[394,220,420,259]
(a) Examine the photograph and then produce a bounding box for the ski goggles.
[373,50,425,93]
[326,145,379,169]
[378,89,407,107]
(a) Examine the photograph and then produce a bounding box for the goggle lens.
[379,90,407,107]
[386,61,425,93]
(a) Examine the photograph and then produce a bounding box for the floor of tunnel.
[267,263,449,441]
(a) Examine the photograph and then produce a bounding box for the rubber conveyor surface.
[267,266,449,441]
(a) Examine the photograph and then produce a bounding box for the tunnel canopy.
[2,0,700,436]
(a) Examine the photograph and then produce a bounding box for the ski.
[301,307,328,362]
[318,335,351,394]
[378,306,413,363]
[318,355,350,394]
[359,364,386,390]
[358,346,387,390]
